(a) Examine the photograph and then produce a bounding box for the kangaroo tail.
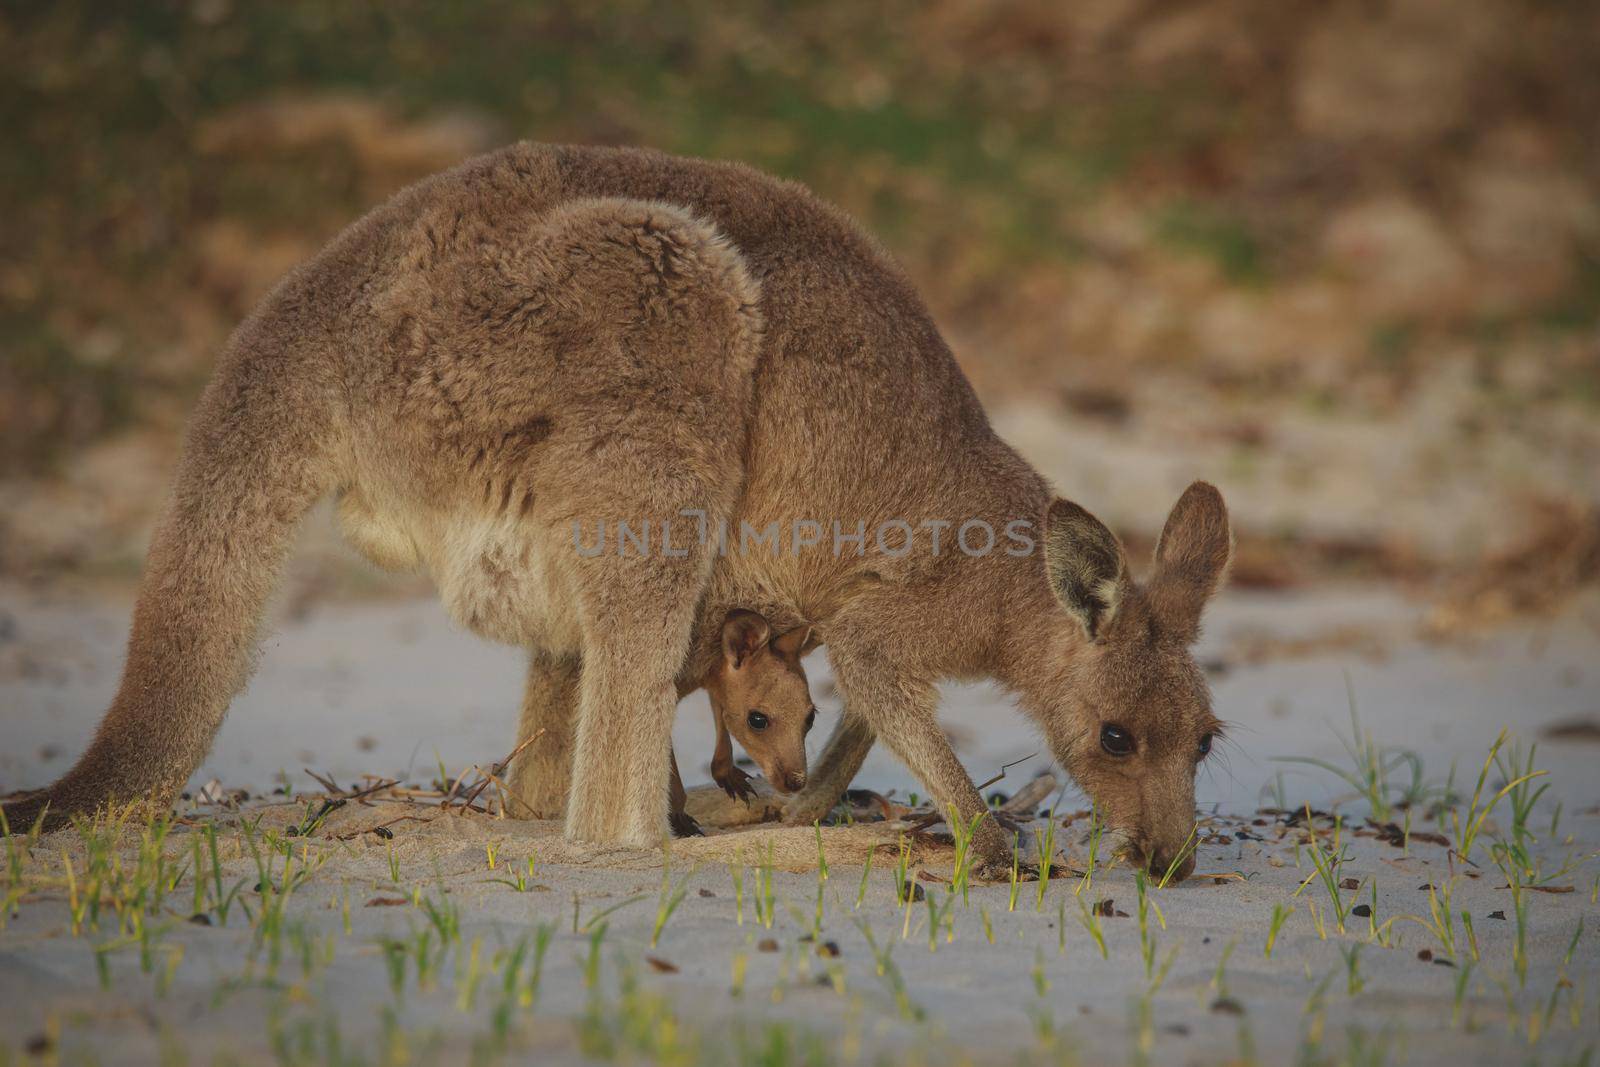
[3,294,343,832]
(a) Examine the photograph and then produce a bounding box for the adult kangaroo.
[2,143,1231,879]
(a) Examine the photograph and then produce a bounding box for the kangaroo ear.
[1043,498,1127,640]
[722,610,772,669]
[770,625,811,661]
[1149,481,1232,643]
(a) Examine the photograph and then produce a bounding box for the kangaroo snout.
[1123,828,1198,884]
[1099,817,1198,883]
[776,769,808,794]
[1148,844,1197,884]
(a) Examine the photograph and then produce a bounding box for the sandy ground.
[1,582,1598,1065]
[5,583,1599,815]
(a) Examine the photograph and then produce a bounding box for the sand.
[1,582,1597,1065]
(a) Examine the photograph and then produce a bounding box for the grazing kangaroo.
[666,609,818,837]
[1,143,1231,880]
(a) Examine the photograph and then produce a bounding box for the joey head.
[668,610,818,836]
[704,610,817,798]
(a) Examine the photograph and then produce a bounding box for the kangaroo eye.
[1100,724,1135,756]
[804,708,817,733]
[1198,733,1214,758]
[747,711,769,731]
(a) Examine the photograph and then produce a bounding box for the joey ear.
[770,625,811,661]
[1149,481,1232,643]
[721,609,772,669]
[1043,498,1127,640]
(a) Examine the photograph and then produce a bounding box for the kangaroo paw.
[975,858,1038,884]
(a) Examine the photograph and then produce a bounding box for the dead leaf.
[365,896,408,908]
[645,956,679,974]
[1542,717,1600,742]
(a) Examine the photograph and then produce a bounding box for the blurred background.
[2,0,1597,624]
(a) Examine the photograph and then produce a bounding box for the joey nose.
[781,770,807,794]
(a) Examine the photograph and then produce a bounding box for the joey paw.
[714,766,756,803]
[668,810,705,838]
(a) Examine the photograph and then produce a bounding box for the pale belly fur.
[335,487,584,654]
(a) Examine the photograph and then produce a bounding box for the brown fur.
[702,611,817,798]
[665,610,818,837]
[3,143,1231,878]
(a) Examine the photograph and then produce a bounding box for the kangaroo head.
[704,610,817,794]
[1034,482,1232,883]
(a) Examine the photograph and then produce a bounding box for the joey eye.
[805,708,817,733]
[1198,733,1214,758]
[747,710,769,731]
[1099,724,1135,757]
